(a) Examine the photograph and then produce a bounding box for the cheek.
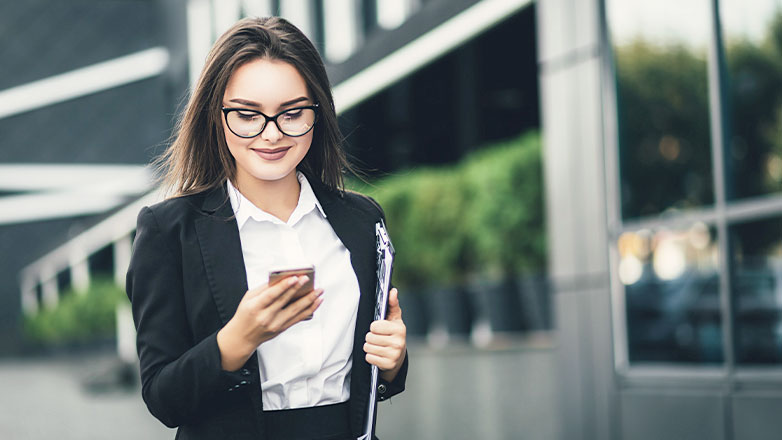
[223,129,252,156]
[298,133,314,156]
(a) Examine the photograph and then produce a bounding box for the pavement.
[0,352,173,440]
[0,336,559,440]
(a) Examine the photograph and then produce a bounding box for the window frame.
[603,0,782,378]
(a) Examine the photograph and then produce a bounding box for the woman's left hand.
[364,288,407,382]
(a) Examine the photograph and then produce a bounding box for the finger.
[370,319,405,336]
[257,275,307,310]
[275,275,313,310]
[285,287,323,318]
[365,353,396,371]
[279,290,324,329]
[276,287,322,322]
[252,276,299,308]
[365,332,405,348]
[363,341,400,359]
[245,282,269,298]
[385,288,403,322]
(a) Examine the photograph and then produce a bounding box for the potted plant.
[407,168,475,340]
[464,132,547,333]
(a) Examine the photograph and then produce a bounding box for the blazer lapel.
[194,183,249,325]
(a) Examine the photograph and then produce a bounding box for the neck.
[234,171,301,223]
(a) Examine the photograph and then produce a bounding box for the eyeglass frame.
[220,103,320,138]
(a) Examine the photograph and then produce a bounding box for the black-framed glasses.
[221,104,319,138]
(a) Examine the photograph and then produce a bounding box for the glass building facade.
[541,0,782,438]
[607,0,782,368]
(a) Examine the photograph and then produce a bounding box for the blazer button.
[241,369,251,376]
[377,384,387,394]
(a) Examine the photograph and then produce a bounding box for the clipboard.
[358,219,395,440]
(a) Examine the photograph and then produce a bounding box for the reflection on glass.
[732,217,782,364]
[720,1,782,199]
[620,223,723,363]
[608,0,714,219]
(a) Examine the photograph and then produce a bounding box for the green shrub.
[355,130,545,289]
[24,278,128,344]
[463,132,545,277]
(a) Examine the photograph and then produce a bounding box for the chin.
[248,167,298,183]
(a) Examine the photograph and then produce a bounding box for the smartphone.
[268,266,315,313]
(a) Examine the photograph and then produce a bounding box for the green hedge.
[353,131,545,289]
[24,278,128,344]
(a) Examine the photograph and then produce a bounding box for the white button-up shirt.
[226,172,360,410]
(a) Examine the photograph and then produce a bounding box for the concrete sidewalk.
[0,353,173,440]
[0,337,559,440]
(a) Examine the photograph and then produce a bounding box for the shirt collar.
[226,172,326,229]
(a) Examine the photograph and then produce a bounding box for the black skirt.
[263,401,352,440]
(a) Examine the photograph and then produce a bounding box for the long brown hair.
[156,16,349,197]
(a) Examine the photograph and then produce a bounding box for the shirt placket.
[280,224,319,406]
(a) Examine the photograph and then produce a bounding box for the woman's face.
[221,58,315,187]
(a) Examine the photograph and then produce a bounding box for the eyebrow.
[227,96,309,109]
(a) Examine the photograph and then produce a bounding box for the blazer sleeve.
[377,353,408,401]
[126,207,247,428]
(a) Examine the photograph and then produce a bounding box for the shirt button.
[377,384,387,394]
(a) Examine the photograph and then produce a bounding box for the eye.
[282,108,303,119]
[236,111,260,121]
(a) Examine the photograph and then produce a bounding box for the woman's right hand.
[216,275,323,371]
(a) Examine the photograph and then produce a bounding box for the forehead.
[223,58,309,108]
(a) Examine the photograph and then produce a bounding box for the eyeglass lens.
[226,107,316,137]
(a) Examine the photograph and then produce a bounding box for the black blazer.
[126,176,407,440]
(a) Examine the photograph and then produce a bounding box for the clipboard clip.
[375,219,394,255]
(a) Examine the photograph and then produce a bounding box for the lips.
[251,146,291,161]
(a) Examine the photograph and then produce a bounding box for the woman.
[126,16,407,440]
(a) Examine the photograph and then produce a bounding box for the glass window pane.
[720,1,782,199]
[607,0,714,219]
[619,224,723,364]
[732,217,782,364]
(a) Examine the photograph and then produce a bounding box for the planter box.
[468,277,523,333]
[428,285,474,338]
[516,275,552,331]
[398,290,429,337]
[467,275,552,334]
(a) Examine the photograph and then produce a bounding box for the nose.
[260,120,284,143]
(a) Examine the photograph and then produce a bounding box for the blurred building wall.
[541,0,782,439]
[537,0,616,438]
[0,0,189,353]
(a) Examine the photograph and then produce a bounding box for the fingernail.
[298,275,310,285]
[288,277,298,286]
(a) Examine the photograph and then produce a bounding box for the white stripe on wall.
[333,0,531,114]
[0,47,170,120]
[187,0,214,86]
[0,164,150,192]
[0,164,153,225]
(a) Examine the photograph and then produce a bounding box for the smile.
[251,146,291,161]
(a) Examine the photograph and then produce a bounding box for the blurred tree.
[615,41,713,219]
[615,12,782,221]
[726,12,782,200]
